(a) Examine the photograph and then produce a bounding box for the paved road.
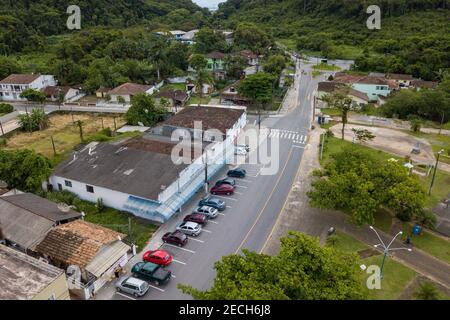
[95,57,352,300]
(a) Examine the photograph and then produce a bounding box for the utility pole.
[429,149,444,195]
[51,135,57,156]
[438,111,445,135]
[320,132,325,161]
[204,152,209,193]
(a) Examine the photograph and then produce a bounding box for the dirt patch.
[330,124,436,165]
[358,248,381,259]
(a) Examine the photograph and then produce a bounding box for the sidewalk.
[262,127,450,289]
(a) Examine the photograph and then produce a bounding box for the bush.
[0,103,14,114]
[0,138,6,147]
[96,198,105,212]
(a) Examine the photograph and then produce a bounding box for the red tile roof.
[0,74,40,84]
[108,83,152,95]
[206,51,227,60]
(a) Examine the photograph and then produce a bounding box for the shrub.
[0,103,14,114]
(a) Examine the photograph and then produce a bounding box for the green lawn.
[320,120,337,130]
[401,225,450,264]
[359,255,417,300]
[312,63,341,71]
[160,83,186,91]
[187,95,211,106]
[327,231,369,254]
[312,70,322,78]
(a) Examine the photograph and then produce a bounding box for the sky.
[192,0,226,9]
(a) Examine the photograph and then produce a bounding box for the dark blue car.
[227,168,246,178]
[198,196,226,211]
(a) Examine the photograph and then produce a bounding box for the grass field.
[312,63,341,71]
[187,95,211,105]
[3,113,126,161]
[327,231,369,254]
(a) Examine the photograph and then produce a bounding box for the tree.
[193,28,227,54]
[224,55,247,80]
[263,54,286,76]
[234,22,271,54]
[323,88,354,140]
[19,88,46,104]
[351,128,376,144]
[178,232,365,300]
[189,54,208,72]
[0,149,52,192]
[125,93,166,126]
[414,282,440,300]
[308,147,427,225]
[76,120,84,143]
[194,69,213,99]
[410,118,422,133]
[18,108,49,132]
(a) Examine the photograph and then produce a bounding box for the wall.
[33,272,70,300]
[352,83,390,101]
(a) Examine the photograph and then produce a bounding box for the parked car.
[235,146,247,156]
[198,197,226,211]
[210,183,235,195]
[215,178,236,187]
[131,262,172,286]
[115,276,149,297]
[143,250,172,266]
[227,168,246,178]
[193,205,219,219]
[176,221,202,237]
[162,231,188,247]
[184,213,208,225]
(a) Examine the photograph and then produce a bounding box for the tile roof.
[108,82,152,95]
[35,220,125,270]
[240,50,258,59]
[348,89,370,102]
[387,73,415,80]
[0,74,41,84]
[318,82,344,92]
[155,89,188,102]
[42,86,74,97]
[333,74,365,84]
[206,51,227,60]
[411,79,439,89]
[0,245,64,300]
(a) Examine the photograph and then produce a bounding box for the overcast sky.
[192,0,226,9]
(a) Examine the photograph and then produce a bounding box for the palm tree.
[195,69,213,100]
[414,282,440,300]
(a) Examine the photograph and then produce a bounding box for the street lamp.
[369,226,412,279]
[428,149,444,195]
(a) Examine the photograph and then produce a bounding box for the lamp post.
[369,226,412,279]
[428,149,444,195]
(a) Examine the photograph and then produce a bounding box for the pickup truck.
[131,262,172,286]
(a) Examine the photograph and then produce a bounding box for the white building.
[107,82,157,104]
[0,74,57,101]
[42,86,83,102]
[179,29,199,45]
[50,105,247,223]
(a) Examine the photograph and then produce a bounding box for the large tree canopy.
[178,231,365,300]
[125,93,166,126]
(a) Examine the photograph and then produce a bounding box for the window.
[86,185,94,193]
[58,183,63,191]
[64,180,72,187]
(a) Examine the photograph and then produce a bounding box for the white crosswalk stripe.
[263,129,308,145]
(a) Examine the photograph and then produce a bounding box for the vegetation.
[322,87,355,140]
[178,231,365,300]
[125,93,166,126]
[414,282,440,300]
[19,88,46,104]
[238,72,275,111]
[0,103,14,115]
[308,146,428,225]
[18,109,49,132]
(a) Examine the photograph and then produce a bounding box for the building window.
[86,185,94,193]
[64,180,72,187]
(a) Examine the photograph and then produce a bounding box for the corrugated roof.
[85,241,130,277]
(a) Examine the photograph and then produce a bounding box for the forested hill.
[0,0,206,53]
[215,0,450,80]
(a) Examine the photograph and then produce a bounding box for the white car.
[193,205,219,219]
[176,221,202,237]
[234,147,247,156]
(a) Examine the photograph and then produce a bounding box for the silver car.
[115,276,149,297]
[193,205,219,219]
[176,221,202,237]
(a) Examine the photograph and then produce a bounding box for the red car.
[184,213,208,225]
[210,183,235,195]
[143,250,172,267]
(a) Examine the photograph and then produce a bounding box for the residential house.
[0,74,57,101]
[42,86,83,102]
[240,50,260,66]
[107,82,156,104]
[96,87,111,99]
[186,81,214,96]
[317,82,369,108]
[0,245,70,300]
[411,79,439,90]
[35,219,131,299]
[50,106,247,223]
[179,29,199,45]
[386,73,415,88]
[206,51,227,80]
[222,31,234,45]
[350,76,397,101]
[155,89,189,111]
[169,30,186,40]
[220,81,250,106]
[348,88,370,107]
[0,192,82,253]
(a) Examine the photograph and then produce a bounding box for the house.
[317,82,368,107]
[0,74,57,101]
[155,89,189,111]
[107,82,156,104]
[50,106,247,223]
[317,81,344,100]
[96,87,111,99]
[351,76,397,101]
[169,30,186,40]
[220,82,250,106]
[240,50,260,66]
[386,73,415,87]
[42,86,82,102]
[35,219,131,299]
[347,88,370,107]
[186,81,214,96]
[411,79,439,90]
[179,29,199,45]
[222,31,234,44]
[0,244,70,300]
[206,51,227,80]
[0,192,82,253]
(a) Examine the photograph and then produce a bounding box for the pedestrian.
[114,267,120,278]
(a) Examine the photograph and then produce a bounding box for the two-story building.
[0,74,57,101]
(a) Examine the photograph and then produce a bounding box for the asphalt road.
[108,57,352,301]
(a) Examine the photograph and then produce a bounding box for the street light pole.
[429,149,444,195]
[438,111,445,135]
[369,226,412,279]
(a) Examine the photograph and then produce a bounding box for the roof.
[162,105,245,133]
[108,83,152,96]
[387,73,415,80]
[0,74,41,84]
[85,241,130,277]
[52,140,190,201]
[35,220,125,270]
[155,89,188,102]
[0,197,56,250]
[180,29,198,41]
[411,79,438,89]
[96,87,111,93]
[355,76,391,85]
[333,74,365,84]
[170,30,186,36]
[318,82,344,92]
[348,89,370,102]
[0,245,64,300]
[206,51,226,60]
[42,86,74,97]
[1,193,81,222]
[240,50,258,59]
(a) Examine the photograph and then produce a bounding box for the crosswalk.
[266,129,308,144]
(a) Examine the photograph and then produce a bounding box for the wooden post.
[0,121,4,136]
[113,116,117,132]
[51,135,57,156]
[101,117,104,130]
